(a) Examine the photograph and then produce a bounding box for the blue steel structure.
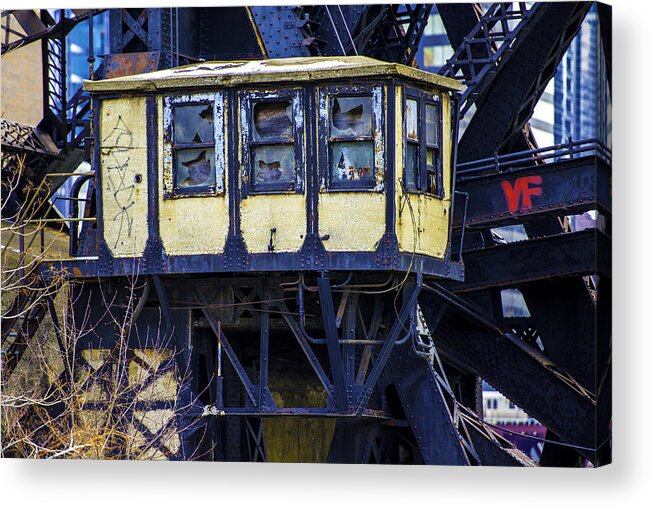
[1,3,611,466]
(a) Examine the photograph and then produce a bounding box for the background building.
[415,3,610,149]
[1,18,44,125]
[66,10,109,99]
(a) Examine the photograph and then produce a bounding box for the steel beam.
[327,419,379,464]
[419,284,597,456]
[1,9,104,54]
[393,361,470,465]
[317,274,349,412]
[357,277,421,411]
[444,229,611,294]
[436,3,483,51]
[455,155,611,229]
[200,305,259,408]
[457,2,591,161]
[459,410,536,466]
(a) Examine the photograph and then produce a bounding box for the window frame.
[403,94,422,192]
[162,92,225,199]
[240,88,304,195]
[402,88,444,198]
[319,84,385,192]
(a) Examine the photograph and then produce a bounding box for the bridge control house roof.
[62,56,464,279]
[84,56,463,92]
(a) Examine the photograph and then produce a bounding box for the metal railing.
[457,137,612,178]
[3,172,96,273]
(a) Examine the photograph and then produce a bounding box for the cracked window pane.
[331,142,374,182]
[174,104,214,144]
[426,103,439,147]
[253,100,293,141]
[330,96,372,137]
[426,147,440,195]
[252,144,295,186]
[175,148,216,189]
[406,99,419,141]
[405,143,419,189]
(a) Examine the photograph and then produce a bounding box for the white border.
[3,2,651,506]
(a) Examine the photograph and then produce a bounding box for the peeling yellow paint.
[157,97,229,256]
[395,87,452,259]
[264,379,335,463]
[97,65,458,265]
[100,97,149,257]
[241,194,306,253]
[319,192,386,252]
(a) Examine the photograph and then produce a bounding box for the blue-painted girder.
[419,283,598,459]
[454,155,611,230]
[444,229,611,294]
[200,303,260,408]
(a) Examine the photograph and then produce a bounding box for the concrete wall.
[1,26,43,126]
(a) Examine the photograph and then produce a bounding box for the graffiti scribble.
[101,115,136,248]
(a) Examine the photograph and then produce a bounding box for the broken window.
[170,101,217,195]
[243,92,303,194]
[404,98,420,190]
[328,95,376,188]
[403,91,443,197]
[330,96,372,137]
[425,100,442,197]
[250,100,295,190]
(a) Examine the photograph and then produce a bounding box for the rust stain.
[105,52,160,79]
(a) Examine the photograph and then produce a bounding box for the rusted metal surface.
[104,51,160,79]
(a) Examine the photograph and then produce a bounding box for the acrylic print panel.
[0,3,610,467]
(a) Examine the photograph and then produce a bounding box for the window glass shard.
[175,148,216,189]
[331,96,372,137]
[253,100,293,141]
[426,147,439,195]
[426,103,439,147]
[405,143,419,189]
[252,144,295,186]
[331,141,374,182]
[174,104,214,144]
[406,99,419,141]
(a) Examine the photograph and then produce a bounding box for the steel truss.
[1,3,611,466]
[23,272,532,464]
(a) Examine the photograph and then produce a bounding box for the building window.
[403,90,443,197]
[423,45,449,70]
[425,101,442,196]
[320,86,384,191]
[404,98,420,189]
[163,93,225,198]
[424,14,444,36]
[241,90,304,194]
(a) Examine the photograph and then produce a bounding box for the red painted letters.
[501,175,543,212]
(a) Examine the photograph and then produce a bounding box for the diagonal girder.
[439,2,540,118]
[437,2,539,167]
[2,9,105,55]
[294,5,432,65]
[419,283,598,457]
[457,405,537,466]
[436,3,484,50]
[456,2,591,162]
